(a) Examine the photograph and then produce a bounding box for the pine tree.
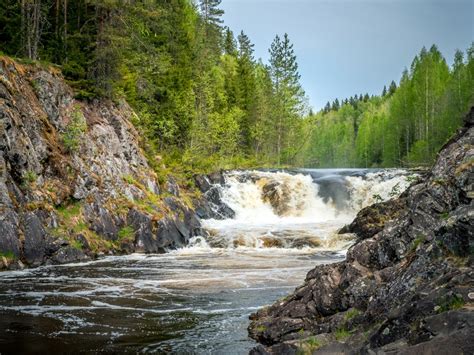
[199,0,224,25]
[238,30,254,60]
[382,85,387,97]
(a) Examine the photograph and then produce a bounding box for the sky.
[220,0,474,110]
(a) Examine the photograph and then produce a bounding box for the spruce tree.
[388,80,397,95]
[224,27,237,56]
[269,33,305,165]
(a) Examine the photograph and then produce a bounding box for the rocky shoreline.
[248,108,474,354]
[0,57,208,270]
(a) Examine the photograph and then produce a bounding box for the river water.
[0,169,412,354]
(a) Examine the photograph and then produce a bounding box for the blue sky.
[220,0,473,110]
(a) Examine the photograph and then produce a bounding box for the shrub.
[63,105,87,153]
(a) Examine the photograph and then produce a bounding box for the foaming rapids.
[201,169,414,251]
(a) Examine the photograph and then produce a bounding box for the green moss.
[256,325,266,332]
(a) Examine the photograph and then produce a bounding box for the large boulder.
[249,107,474,354]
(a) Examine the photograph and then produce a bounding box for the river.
[0,169,412,354]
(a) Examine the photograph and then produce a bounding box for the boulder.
[22,212,47,266]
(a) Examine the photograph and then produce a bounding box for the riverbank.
[248,107,474,354]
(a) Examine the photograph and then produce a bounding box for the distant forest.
[1,0,473,170]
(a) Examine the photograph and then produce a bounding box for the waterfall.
[198,169,414,251]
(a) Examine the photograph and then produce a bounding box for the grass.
[436,294,465,313]
[440,212,450,220]
[0,251,16,261]
[344,308,361,321]
[335,328,350,341]
[411,234,426,252]
[297,336,323,355]
[118,226,135,242]
[70,239,83,250]
[56,200,82,220]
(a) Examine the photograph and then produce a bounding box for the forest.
[0,0,473,170]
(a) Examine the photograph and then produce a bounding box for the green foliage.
[0,251,16,261]
[21,170,38,190]
[411,234,426,252]
[70,239,84,251]
[56,201,82,221]
[345,308,361,321]
[63,105,87,153]
[335,328,350,341]
[1,1,471,170]
[299,43,474,168]
[118,226,135,242]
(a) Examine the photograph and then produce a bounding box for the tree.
[324,101,331,113]
[223,27,237,56]
[269,33,305,165]
[388,80,397,95]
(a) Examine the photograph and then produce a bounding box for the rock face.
[0,57,204,269]
[248,107,474,354]
[193,172,236,219]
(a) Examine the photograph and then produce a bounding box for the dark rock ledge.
[248,107,474,354]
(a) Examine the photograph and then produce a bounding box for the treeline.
[298,44,474,167]
[1,2,472,170]
[0,0,307,170]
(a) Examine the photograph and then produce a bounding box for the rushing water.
[0,169,413,354]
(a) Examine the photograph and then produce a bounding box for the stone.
[22,212,47,266]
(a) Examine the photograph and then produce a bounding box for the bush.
[63,105,87,153]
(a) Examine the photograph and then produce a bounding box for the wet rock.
[200,186,235,220]
[127,209,157,253]
[51,245,88,264]
[194,174,212,192]
[0,210,20,258]
[23,212,47,266]
[84,201,119,240]
[338,198,406,239]
[262,181,292,216]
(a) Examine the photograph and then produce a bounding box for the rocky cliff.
[0,57,204,270]
[249,108,474,354]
